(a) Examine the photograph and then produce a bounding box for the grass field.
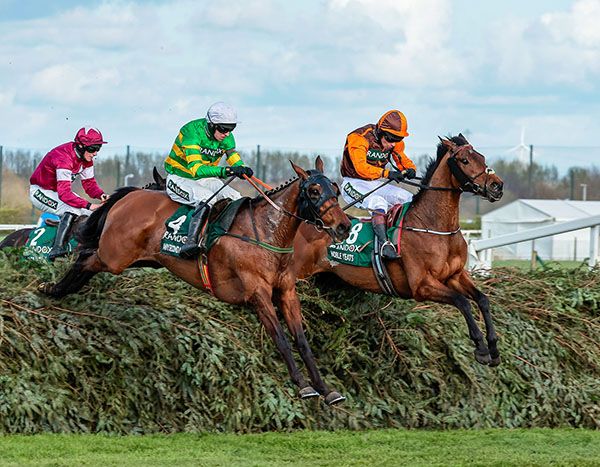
[1,429,600,466]
[493,259,587,270]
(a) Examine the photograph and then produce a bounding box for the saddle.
[160,198,248,258]
[44,218,60,227]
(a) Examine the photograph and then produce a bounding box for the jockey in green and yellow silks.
[164,102,254,258]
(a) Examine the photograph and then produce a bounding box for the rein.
[243,173,341,237]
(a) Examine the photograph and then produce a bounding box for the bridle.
[295,171,343,238]
[246,170,343,238]
[446,144,496,197]
[400,143,496,196]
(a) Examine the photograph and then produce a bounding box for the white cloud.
[490,0,600,86]
[542,0,600,47]
[0,0,599,162]
[29,64,121,103]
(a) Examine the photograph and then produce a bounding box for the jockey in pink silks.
[29,127,109,260]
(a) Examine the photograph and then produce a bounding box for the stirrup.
[179,243,201,259]
[48,246,68,261]
[379,241,397,260]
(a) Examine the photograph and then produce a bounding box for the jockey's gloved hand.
[387,170,405,182]
[403,168,417,179]
[226,166,254,179]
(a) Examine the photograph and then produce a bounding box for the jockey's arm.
[391,141,417,172]
[347,133,389,180]
[182,145,228,179]
[56,170,92,209]
[80,165,106,200]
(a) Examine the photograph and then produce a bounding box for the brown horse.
[292,135,505,366]
[39,157,352,405]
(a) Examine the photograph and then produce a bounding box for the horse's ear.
[458,132,468,143]
[290,160,309,180]
[439,136,457,151]
[153,167,163,184]
[315,155,324,173]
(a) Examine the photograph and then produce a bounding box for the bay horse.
[292,135,505,366]
[39,157,352,405]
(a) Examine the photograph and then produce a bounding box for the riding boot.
[48,212,77,261]
[372,212,397,260]
[179,202,210,259]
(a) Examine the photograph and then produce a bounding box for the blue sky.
[1,0,599,173]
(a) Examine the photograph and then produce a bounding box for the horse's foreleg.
[250,288,315,399]
[415,277,491,365]
[276,287,345,405]
[39,250,102,298]
[450,271,500,366]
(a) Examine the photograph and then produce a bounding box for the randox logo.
[167,179,190,201]
[366,149,389,162]
[199,147,225,159]
[343,183,363,201]
[33,190,59,210]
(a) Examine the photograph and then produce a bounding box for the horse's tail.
[0,228,33,249]
[76,187,140,249]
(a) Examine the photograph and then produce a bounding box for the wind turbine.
[506,126,530,163]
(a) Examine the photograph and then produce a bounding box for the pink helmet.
[74,127,107,146]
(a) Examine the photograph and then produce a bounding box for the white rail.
[0,224,36,230]
[469,214,600,269]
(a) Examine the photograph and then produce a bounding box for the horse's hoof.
[38,282,54,295]
[325,391,346,406]
[298,386,319,399]
[489,355,501,367]
[474,350,491,365]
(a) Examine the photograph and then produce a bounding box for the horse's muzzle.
[487,181,504,202]
[333,222,351,243]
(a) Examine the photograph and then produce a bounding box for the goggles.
[214,123,236,134]
[381,131,404,143]
[85,144,102,153]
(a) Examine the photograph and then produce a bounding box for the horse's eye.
[461,158,469,164]
[309,187,320,198]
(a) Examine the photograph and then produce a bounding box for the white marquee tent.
[480,199,600,261]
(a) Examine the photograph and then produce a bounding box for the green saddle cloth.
[160,205,194,256]
[326,204,410,267]
[23,224,78,261]
[160,198,248,257]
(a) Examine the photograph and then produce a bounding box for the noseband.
[446,145,496,196]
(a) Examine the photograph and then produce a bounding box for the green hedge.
[0,251,599,433]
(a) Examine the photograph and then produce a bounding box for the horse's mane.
[411,134,468,204]
[76,187,139,249]
[251,177,299,204]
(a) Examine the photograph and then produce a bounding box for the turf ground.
[1,429,600,466]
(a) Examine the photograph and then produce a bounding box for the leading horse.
[39,157,352,405]
[292,135,505,366]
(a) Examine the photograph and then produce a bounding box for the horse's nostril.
[337,224,350,237]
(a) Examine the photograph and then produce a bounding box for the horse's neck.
[253,182,301,247]
[409,167,461,230]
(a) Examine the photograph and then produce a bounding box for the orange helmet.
[377,110,409,138]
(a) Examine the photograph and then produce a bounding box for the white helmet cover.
[206,102,237,124]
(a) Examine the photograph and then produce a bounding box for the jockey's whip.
[342,179,393,211]
[343,168,420,211]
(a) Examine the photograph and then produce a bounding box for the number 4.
[168,215,187,233]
